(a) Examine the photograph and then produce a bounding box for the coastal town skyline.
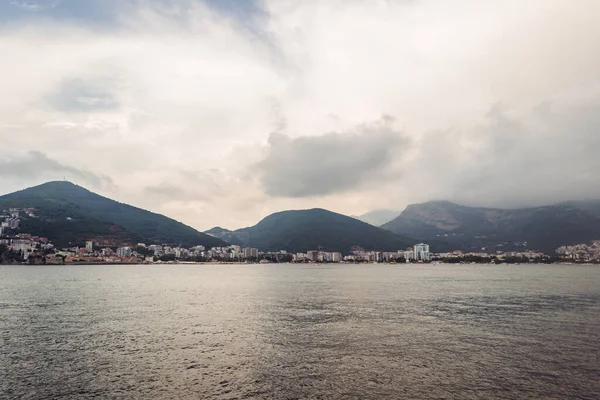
[3,194,598,265]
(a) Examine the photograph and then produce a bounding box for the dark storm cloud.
[0,151,113,188]
[256,118,407,197]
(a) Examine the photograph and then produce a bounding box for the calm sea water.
[0,264,599,399]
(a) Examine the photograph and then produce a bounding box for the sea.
[0,263,599,400]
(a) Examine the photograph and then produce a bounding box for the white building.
[332,252,342,263]
[148,245,163,255]
[85,241,94,253]
[243,248,259,258]
[294,253,307,262]
[414,243,430,261]
[10,239,34,253]
[174,247,187,259]
[116,247,132,258]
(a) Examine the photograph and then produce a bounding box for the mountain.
[352,209,400,226]
[0,181,227,248]
[204,226,245,246]
[564,200,600,218]
[214,208,413,253]
[381,200,600,253]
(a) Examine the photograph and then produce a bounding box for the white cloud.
[0,0,599,230]
[10,0,63,12]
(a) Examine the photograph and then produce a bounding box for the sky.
[0,0,599,230]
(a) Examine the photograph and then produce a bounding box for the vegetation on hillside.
[381,200,600,253]
[233,208,413,253]
[0,181,227,248]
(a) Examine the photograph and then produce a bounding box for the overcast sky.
[1,0,599,230]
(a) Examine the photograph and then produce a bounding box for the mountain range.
[205,208,412,254]
[0,181,227,248]
[380,200,600,253]
[2,181,600,254]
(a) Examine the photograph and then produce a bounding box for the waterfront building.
[307,250,319,261]
[332,252,342,263]
[116,247,132,258]
[243,247,259,258]
[414,243,430,261]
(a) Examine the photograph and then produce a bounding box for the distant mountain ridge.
[0,181,227,248]
[381,200,600,253]
[206,208,413,253]
[204,226,246,246]
[352,209,400,226]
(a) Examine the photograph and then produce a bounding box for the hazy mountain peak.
[353,209,400,226]
[382,199,600,253]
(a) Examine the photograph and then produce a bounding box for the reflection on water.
[0,264,599,399]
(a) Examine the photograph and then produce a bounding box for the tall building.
[414,243,430,261]
[116,247,132,258]
[85,241,94,253]
[332,252,342,263]
[243,247,259,258]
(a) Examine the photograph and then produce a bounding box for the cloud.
[256,117,408,197]
[0,0,599,230]
[10,0,63,12]
[405,99,600,208]
[0,151,114,189]
[49,78,119,112]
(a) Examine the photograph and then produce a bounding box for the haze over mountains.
[381,200,600,253]
[352,210,400,227]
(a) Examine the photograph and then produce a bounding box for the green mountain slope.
[224,208,413,253]
[381,200,600,253]
[0,181,227,248]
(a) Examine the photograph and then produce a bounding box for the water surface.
[1,264,599,399]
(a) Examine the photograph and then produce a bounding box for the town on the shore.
[2,207,599,265]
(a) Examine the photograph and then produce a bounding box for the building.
[116,247,132,258]
[307,250,319,262]
[85,241,94,253]
[294,253,307,262]
[243,247,259,259]
[414,243,430,261]
[148,245,163,255]
[332,252,342,263]
[5,218,20,229]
